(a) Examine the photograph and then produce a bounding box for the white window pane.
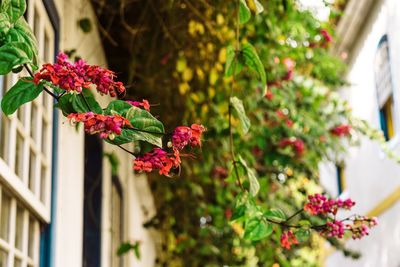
[0,249,7,267]
[15,206,24,251]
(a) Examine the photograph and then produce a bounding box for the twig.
[23,64,60,100]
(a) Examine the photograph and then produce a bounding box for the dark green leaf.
[78,18,92,33]
[239,0,251,24]
[0,41,31,75]
[244,217,272,241]
[264,208,286,222]
[230,96,250,134]
[238,155,259,196]
[1,0,26,23]
[242,43,266,85]
[117,241,141,259]
[57,94,75,116]
[1,77,43,115]
[104,100,132,116]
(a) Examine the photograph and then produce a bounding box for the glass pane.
[14,257,22,267]
[40,164,46,203]
[15,206,24,251]
[28,218,35,258]
[30,104,39,142]
[0,249,7,267]
[15,132,24,178]
[29,150,36,192]
[0,192,11,241]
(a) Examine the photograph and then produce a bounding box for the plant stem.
[227,0,244,191]
[117,145,136,156]
[285,208,304,222]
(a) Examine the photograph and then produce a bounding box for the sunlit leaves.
[264,208,286,223]
[244,217,272,241]
[238,155,259,196]
[246,0,264,14]
[230,96,250,134]
[225,45,243,77]
[1,77,43,115]
[239,0,251,24]
[0,0,26,23]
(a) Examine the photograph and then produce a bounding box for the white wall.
[323,0,400,266]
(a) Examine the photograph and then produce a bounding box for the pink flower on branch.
[172,124,206,150]
[34,52,125,97]
[67,112,130,139]
[304,193,355,215]
[126,100,151,111]
[133,148,181,176]
[330,124,352,137]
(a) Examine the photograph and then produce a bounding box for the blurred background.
[0,0,399,266]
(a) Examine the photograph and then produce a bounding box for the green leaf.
[125,106,165,147]
[244,217,272,241]
[238,155,259,196]
[104,100,132,116]
[117,241,141,259]
[1,77,43,115]
[13,18,39,64]
[231,204,246,221]
[239,0,251,24]
[81,88,102,113]
[230,96,250,134]
[242,43,266,85]
[0,41,31,75]
[57,94,75,116]
[1,0,26,23]
[225,45,243,77]
[264,208,286,222]
[0,12,11,37]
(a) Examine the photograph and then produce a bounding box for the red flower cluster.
[67,112,130,139]
[133,148,181,176]
[331,124,352,137]
[172,124,206,150]
[346,216,378,240]
[322,220,345,238]
[34,52,125,97]
[279,137,305,156]
[320,29,333,43]
[304,194,355,215]
[280,230,298,250]
[126,100,151,111]
[134,124,205,176]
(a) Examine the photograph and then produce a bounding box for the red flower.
[320,29,333,43]
[331,124,351,137]
[34,52,125,97]
[322,220,345,238]
[67,112,130,139]
[126,100,151,111]
[133,148,181,176]
[304,194,355,215]
[279,137,305,156]
[280,231,298,250]
[172,124,206,150]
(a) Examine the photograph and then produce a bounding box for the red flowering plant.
[0,3,204,177]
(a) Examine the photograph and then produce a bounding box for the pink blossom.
[126,100,151,111]
[172,124,206,150]
[331,124,351,137]
[280,230,298,250]
[133,148,181,176]
[322,220,345,238]
[304,194,355,215]
[34,52,125,97]
[320,29,333,43]
[67,112,130,139]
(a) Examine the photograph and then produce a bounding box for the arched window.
[374,35,395,141]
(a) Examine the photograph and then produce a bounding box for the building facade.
[321,0,400,266]
[0,0,158,266]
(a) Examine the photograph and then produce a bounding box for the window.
[0,0,56,266]
[335,163,345,196]
[374,35,395,141]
